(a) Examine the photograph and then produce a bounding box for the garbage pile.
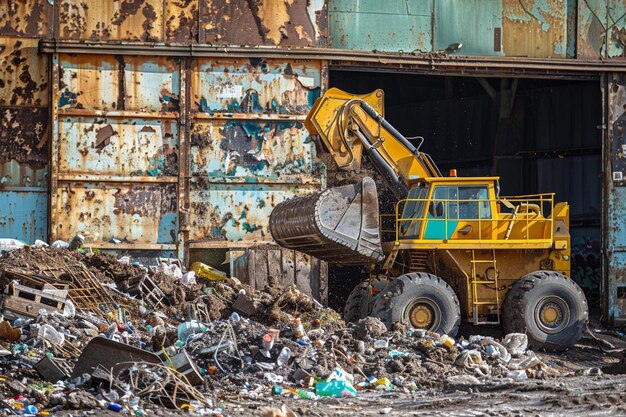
[0,242,578,415]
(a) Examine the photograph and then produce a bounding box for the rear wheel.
[344,278,389,323]
[502,271,588,351]
[371,272,461,336]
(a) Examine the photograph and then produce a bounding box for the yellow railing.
[392,193,555,244]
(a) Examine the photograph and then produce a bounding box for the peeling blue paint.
[0,191,47,243]
[157,212,178,244]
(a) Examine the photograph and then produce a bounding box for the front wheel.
[371,272,461,336]
[502,271,588,352]
[343,278,390,323]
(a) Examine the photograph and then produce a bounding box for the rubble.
[0,245,616,416]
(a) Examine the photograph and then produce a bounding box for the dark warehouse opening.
[327,70,603,314]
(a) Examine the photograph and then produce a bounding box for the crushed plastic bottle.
[277,347,292,367]
[374,339,389,349]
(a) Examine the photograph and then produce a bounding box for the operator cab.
[399,177,500,241]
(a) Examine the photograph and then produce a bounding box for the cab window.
[430,185,491,220]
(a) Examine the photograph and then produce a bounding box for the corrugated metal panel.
[0,0,53,38]
[200,0,327,47]
[53,54,180,248]
[189,58,323,245]
[188,58,323,244]
[58,117,178,177]
[608,73,626,323]
[54,182,177,244]
[58,0,164,41]
[329,0,432,52]
[578,0,626,59]
[192,59,320,115]
[190,120,317,182]
[59,55,180,112]
[502,0,567,58]
[434,0,504,56]
[0,190,47,242]
[0,36,49,243]
[189,182,319,242]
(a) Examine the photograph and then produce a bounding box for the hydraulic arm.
[270,88,436,264]
[304,88,441,199]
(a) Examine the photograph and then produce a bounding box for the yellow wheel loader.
[269,88,588,351]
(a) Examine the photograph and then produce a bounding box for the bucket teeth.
[269,177,384,265]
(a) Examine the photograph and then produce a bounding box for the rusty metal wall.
[607,73,626,324]
[188,58,324,244]
[328,0,577,58]
[0,0,51,243]
[578,0,626,59]
[52,54,181,250]
[55,0,327,45]
[502,0,570,58]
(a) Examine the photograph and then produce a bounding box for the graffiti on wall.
[571,236,601,298]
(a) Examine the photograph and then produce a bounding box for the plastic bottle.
[315,380,357,398]
[291,317,305,338]
[297,389,318,399]
[277,347,292,367]
[262,333,274,351]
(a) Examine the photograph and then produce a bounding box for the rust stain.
[59,55,180,112]
[502,0,567,58]
[165,0,198,43]
[113,184,177,217]
[55,183,177,243]
[201,0,326,47]
[59,0,164,41]
[0,0,53,38]
[0,39,49,107]
[0,107,49,170]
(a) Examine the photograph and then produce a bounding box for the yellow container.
[190,262,227,281]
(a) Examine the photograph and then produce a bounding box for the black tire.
[343,278,389,323]
[371,272,461,336]
[502,271,588,352]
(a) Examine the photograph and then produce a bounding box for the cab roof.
[410,176,500,185]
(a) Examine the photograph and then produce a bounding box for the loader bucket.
[269,177,385,265]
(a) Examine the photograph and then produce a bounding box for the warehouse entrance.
[327,70,602,313]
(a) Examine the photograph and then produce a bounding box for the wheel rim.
[404,297,442,330]
[534,296,571,334]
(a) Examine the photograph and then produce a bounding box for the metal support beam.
[39,40,626,79]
